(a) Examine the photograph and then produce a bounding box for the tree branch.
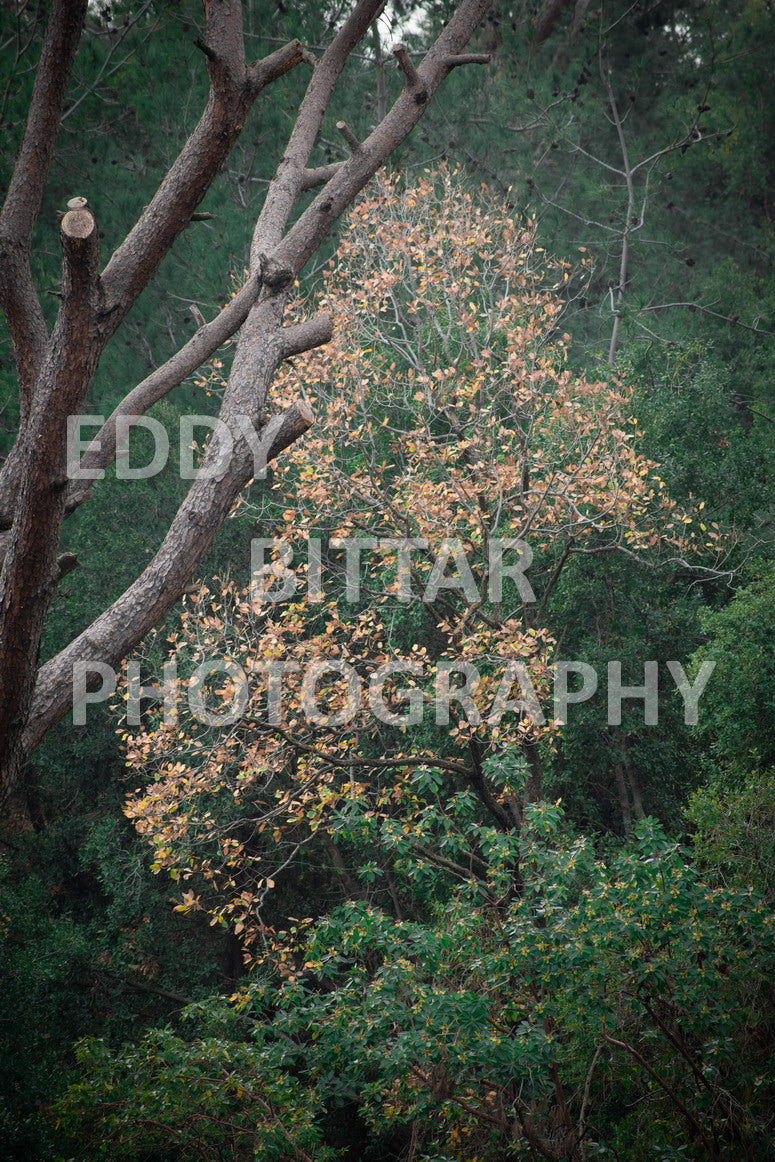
[299,162,344,190]
[279,313,334,359]
[99,26,305,328]
[0,0,87,409]
[602,1033,719,1159]
[264,0,494,280]
[336,119,362,152]
[444,52,490,66]
[637,301,775,336]
[26,382,312,753]
[393,42,422,89]
[64,274,263,513]
[249,0,387,264]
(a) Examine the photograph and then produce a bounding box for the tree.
[0,0,493,805]
[121,171,723,955]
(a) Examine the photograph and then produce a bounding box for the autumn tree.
[121,170,724,954]
[0,0,494,807]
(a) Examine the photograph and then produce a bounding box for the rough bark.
[0,207,101,788]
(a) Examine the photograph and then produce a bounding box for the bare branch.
[336,119,362,152]
[266,0,494,279]
[65,274,264,510]
[26,390,313,753]
[247,36,310,92]
[637,301,775,337]
[100,27,305,326]
[280,313,334,359]
[0,0,86,250]
[393,42,422,90]
[250,0,387,263]
[444,52,490,66]
[299,162,344,190]
[630,128,729,177]
[602,63,633,365]
[570,140,624,176]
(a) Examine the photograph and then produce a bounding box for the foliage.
[691,564,775,770]
[56,1019,338,1162]
[685,767,775,900]
[0,806,229,1161]
[0,856,91,1159]
[54,806,775,1161]
[118,171,723,954]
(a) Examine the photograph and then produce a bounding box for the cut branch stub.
[393,43,423,92]
[61,207,95,241]
[336,120,362,153]
[280,312,334,360]
[59,206,100,316]
[299,162,344,191]
[193,36,217,62]
[247,38,306,91]
[55,552,79,582]
[263,399,315,463]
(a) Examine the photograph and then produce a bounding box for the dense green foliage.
[53,807,775,1160]
[1,1,773,1159]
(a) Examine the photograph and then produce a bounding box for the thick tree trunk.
[0,207,101,798]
